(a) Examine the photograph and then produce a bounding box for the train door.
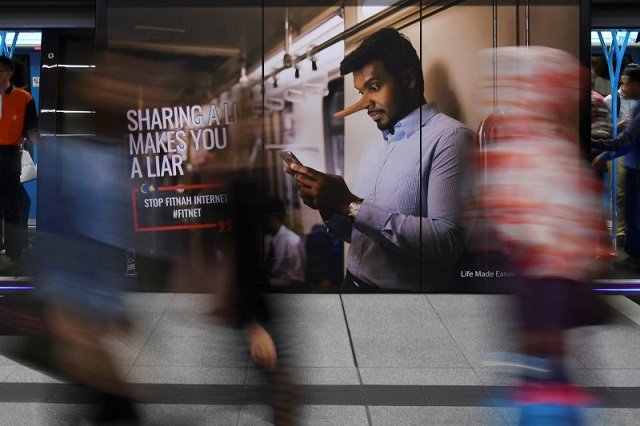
[591,27,640,286]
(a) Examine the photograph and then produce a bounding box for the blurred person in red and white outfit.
[474,46,606,423]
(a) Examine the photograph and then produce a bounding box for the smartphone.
[278,150,303,167]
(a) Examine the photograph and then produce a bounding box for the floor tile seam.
[235,384,245,426]
[358,366,485,386]
[242,356,251,386]
[471,363,514,388]
[422,294,477,374]
[605,296,640,327]
[130,363,248,369]
[0,364,13,382]
[128,367,249,384]
[127,293,177,378]
[565,351,589,370]
[338,294,373,426]
[127,292,176,313]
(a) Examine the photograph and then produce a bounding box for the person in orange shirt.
[0,55,38,266]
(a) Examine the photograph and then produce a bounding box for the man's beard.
[377,120,396,133]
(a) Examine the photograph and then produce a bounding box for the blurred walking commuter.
[474,46,605,424]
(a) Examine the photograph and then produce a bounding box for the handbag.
[20,147,37,183]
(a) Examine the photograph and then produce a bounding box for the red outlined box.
[132,183,227,232]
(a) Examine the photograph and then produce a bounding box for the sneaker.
[519,403,583,425]
[502,381,598,426]
[511,381,598,407]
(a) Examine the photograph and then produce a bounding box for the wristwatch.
[347,199,363,219]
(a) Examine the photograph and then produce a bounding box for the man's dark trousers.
[0,146,23,260]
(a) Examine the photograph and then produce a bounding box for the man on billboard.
[285,28,473,292]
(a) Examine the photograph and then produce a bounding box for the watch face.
[349,200,362,217]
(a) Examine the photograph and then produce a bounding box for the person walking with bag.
[0,55,38,269]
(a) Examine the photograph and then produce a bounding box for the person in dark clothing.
[0,55,38,267]
[211,174,298,425]
[593,79,640,267]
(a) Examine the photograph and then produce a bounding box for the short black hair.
[624,63,640,82]
[340,27,424,96]
[0,56,14,71]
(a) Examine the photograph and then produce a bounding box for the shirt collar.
[4,85,14,95]
[382,103,438,142]
[618,88,627,100]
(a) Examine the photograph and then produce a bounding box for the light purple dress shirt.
[325,103,473,291]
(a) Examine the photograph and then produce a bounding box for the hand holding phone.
[279,151,303,168]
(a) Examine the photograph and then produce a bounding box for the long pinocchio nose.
[333,95,370,119]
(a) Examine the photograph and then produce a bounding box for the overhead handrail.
[0,31,19,58]
[266,0,418,82]
[598,29,632,249]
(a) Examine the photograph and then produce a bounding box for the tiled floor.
[2,293,640,424]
